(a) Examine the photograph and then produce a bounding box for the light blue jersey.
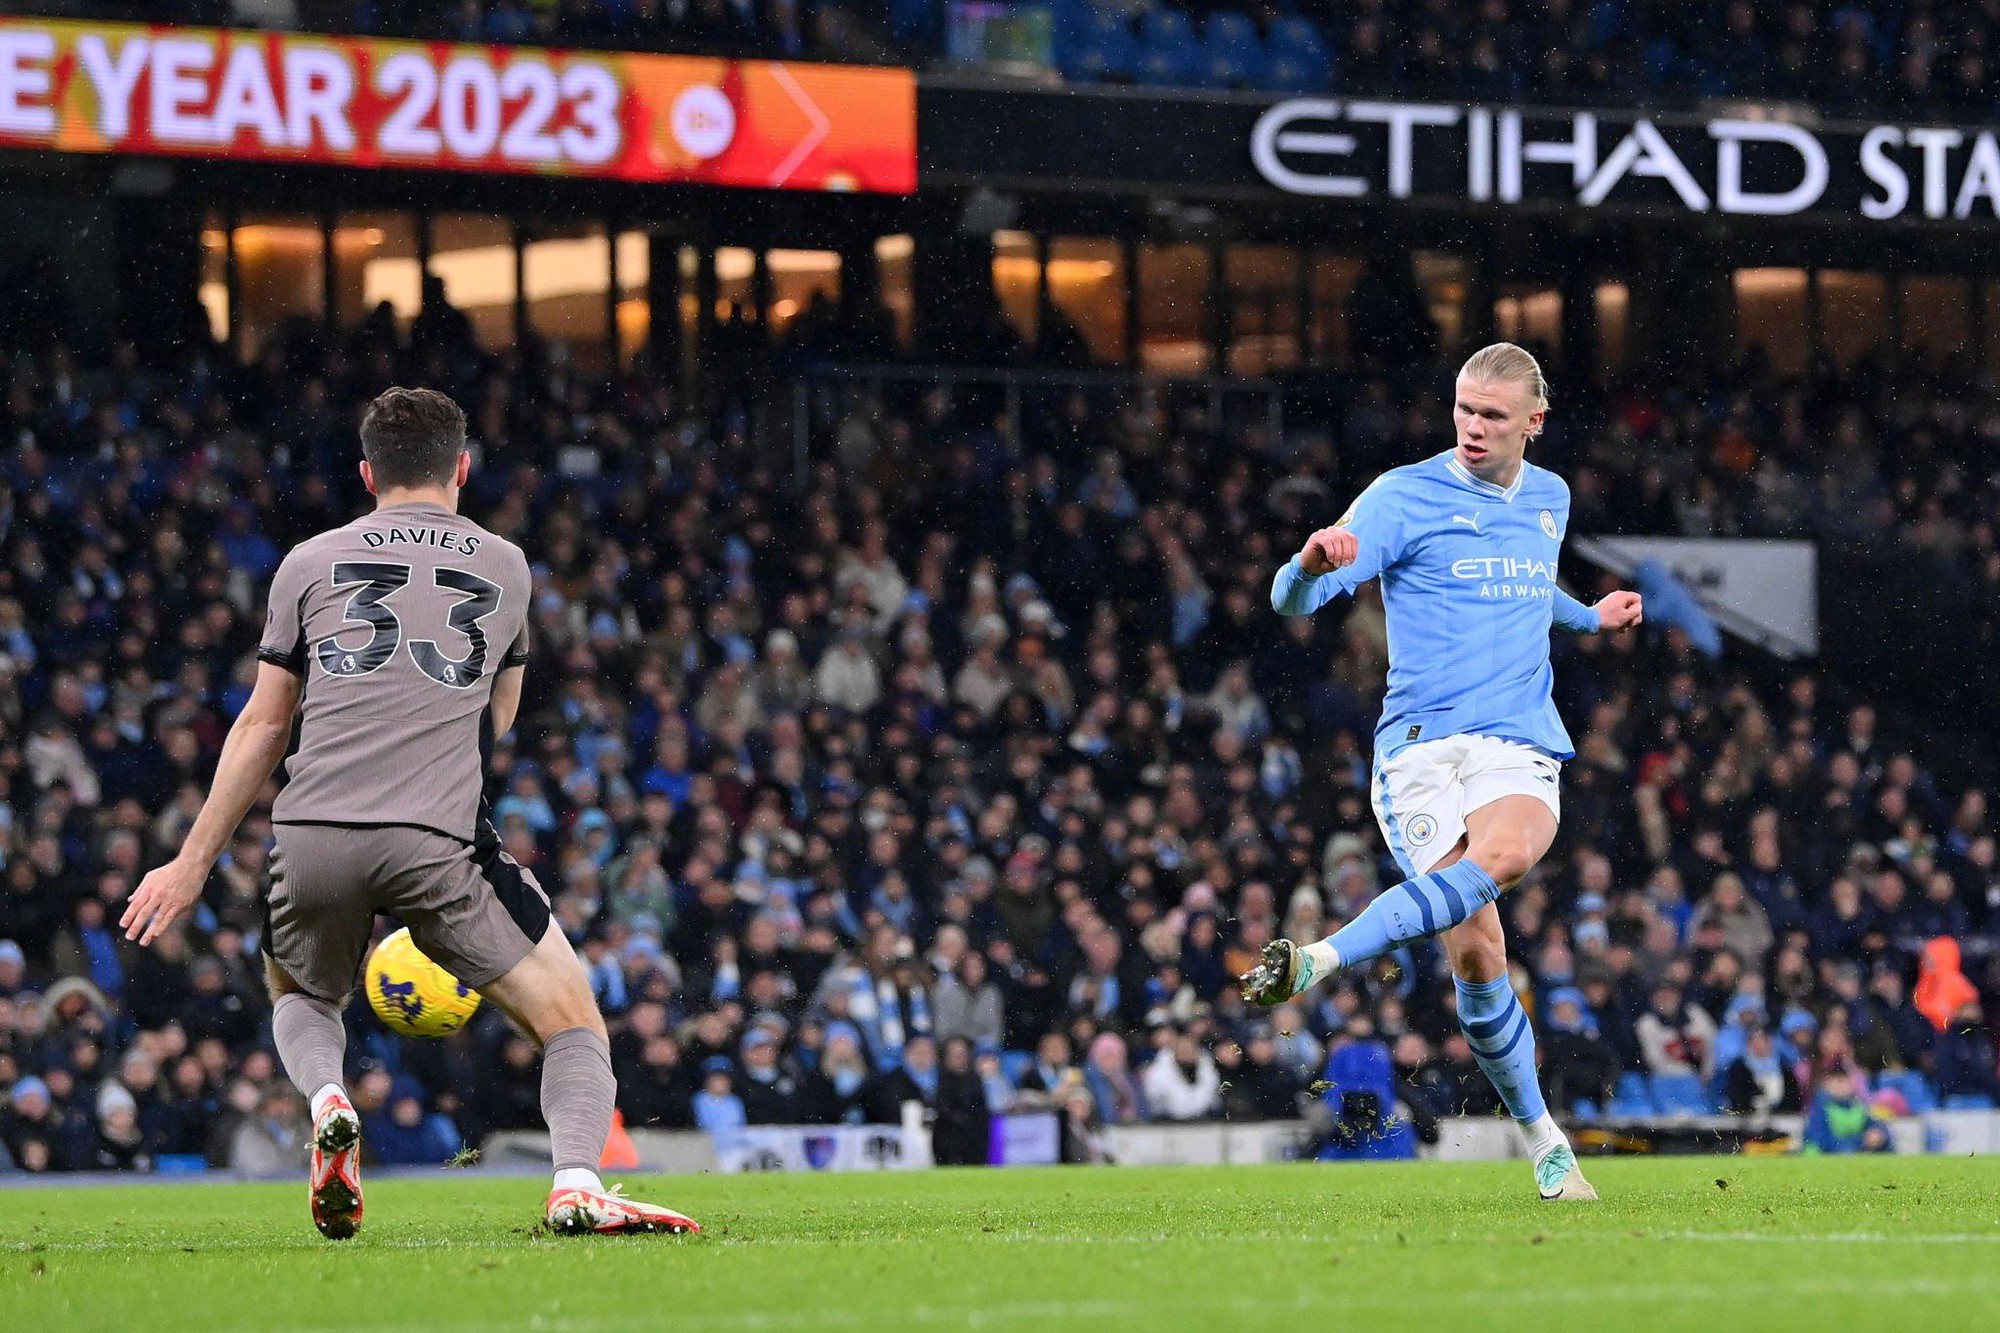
[1271,449,1598,761]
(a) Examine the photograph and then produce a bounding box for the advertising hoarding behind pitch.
[0,17,917,194]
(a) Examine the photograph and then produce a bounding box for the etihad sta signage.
[1250,99,2000,222]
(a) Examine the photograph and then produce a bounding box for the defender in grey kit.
[123,387,699,1239]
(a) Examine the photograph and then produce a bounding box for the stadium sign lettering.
[1249,99,2000,221]
[0,17,916,194]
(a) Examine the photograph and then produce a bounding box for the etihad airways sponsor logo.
[1451,556,1557,580]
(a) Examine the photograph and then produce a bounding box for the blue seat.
[1648,1073,1714,1116]
[1256,17,1331,91]
[1571,1098,1601,1123]
[1267,15,1328,65]
[1615,1072,1650,1104]
[1878,1070,1937,1114]
[1137,8,1198,85]
[1200,12,1265,88]
[155,1153,210,1175]
[1056,4,1139,80]
[1943,1092,1997,1111]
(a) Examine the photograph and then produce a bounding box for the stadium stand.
[26,0,2000,105]
[1,270,1997,1172]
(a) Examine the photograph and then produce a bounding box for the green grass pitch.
[4,1157,1998,1330]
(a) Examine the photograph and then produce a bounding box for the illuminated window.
[1734,268,1807,373]
[1817,271,1888,367]
[199,209,229,344]
[991,230,1039,343]
[1596,281,1630,380]
[205,212,323,356]
[1412,251,1468,353]
[333,211,419,337]
[679,244,701,354]
[1903,276,1970,362]
[765,250,841,339]
[716,246,757,324]
[876,234,914,351]
[1494,283,1560,351]
[1048,238,1124,365]
[427,214,518,350]
[1224,245,1299,376]
[615,230,651,364]
[524,222,615,367]
[1309,254,1363,366]
[1138,242,1208,374]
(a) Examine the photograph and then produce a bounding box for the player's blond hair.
[1459,342,1550,436]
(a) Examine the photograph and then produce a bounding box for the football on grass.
[366,927,482,1038]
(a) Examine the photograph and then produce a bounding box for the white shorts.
[1370,734,1562,877]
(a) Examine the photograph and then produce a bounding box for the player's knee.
[1469,834,1537,888]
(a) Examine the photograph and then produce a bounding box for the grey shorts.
[267,822,551,1002]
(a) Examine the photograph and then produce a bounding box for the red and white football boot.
[546,1183,700,1235]
[309,1092,364,1240]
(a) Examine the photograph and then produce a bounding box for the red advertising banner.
[0,18,916,193]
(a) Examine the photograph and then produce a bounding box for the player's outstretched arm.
[1552,588,1601,633]
[1273,481,1404,616]
[1271,525,1360,616]
[1553,587,1643,633]
[122,662,302,946]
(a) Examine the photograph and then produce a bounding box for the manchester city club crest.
[1539,509,1560,539]
[1406,813,1438,846]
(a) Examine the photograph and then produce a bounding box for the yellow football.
[365,927,482,1038]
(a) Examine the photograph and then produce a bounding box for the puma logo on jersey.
[1451,514,1481,532]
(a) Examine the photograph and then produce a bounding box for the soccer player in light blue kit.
[1240,343,1643,1201]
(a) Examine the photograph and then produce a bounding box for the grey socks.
[272,991,348,1100]
[541,1026,616,1174]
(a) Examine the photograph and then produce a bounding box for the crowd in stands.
[2,263,2000,1176]
[25,0,2000,111]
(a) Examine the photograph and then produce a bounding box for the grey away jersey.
[257,501,531,842]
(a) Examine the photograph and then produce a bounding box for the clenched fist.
[1594,590,1644,631]
[1299,526,1359,576]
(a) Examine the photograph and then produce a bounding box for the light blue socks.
[1454,972,1549,1126]
[1319,859,1502,970]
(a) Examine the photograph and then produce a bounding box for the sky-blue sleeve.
[1269,477,1406,616]
[1552,587,1601,633]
